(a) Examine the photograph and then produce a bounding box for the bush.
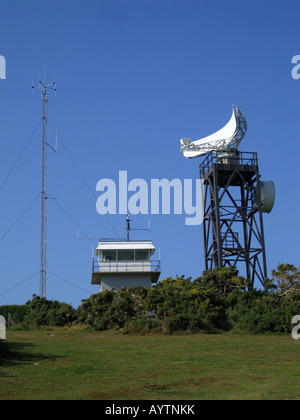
[77,271,235,334]
[76,264,300,335]
[227,290,300,333]
[77,286,150,331]
[5,264,299,335]
[23,295,76,328]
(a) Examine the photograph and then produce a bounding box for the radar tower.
[180,105,275,288]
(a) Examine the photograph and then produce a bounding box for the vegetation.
[22,295,76,328]
[77,264,300,334]
[0,304,28,326]
[0,263,299,400]
[0,263,299,335]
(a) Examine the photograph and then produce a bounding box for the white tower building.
[91,239,161,292]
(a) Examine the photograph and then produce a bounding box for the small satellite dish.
[180,105,247,158]
[260,181,275,213]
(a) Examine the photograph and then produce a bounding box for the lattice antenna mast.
[32,75,56,298]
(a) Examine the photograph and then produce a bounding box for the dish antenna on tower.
[180,105,275,289]
[180,105,247,158]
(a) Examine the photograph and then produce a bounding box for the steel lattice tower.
[32,76,56,298]
[180,106,275,289]
[200,151,269,288]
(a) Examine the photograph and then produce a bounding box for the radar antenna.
[180,105,247,158]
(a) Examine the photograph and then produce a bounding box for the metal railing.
[222,232,239,249]
[200,151,258,178]
[92,259,161,273]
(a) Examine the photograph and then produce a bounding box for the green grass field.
[1,329,299,400]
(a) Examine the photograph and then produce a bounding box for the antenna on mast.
[126,214,131,241]
[126,214,151,241]
[32,73,56,298]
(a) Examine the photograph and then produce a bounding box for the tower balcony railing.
[200,151,258,178]
[92,259,161,273]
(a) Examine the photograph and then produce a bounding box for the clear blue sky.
[0,0,299,308]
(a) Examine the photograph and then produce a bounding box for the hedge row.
[1,264,299,335]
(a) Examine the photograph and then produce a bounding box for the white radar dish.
[180,105,247,159]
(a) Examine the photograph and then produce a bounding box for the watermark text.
[0,55,6,79]
[96,171,204,226]
[291,55,300,80]
[292,315,300,340]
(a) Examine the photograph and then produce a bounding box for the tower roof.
[96,240,155,251]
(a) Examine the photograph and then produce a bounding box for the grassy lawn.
[0,329,299,400]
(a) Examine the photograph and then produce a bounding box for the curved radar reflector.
[260,181,275,213]
[180,105,247,159]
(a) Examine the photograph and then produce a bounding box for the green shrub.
[10,263,300,335]
[23,295,76,328]
[77,286,150,331]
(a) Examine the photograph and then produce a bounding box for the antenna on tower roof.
[126,214,151,241]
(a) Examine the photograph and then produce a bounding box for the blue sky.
[0,0,299,308]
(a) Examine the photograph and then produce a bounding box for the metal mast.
[32,75,56,298]
[126,214,151,241]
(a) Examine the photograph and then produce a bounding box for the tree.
[77,286,150,330]
[194,266,251,296]
[23,295,76,327]
[271,263,300,296]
